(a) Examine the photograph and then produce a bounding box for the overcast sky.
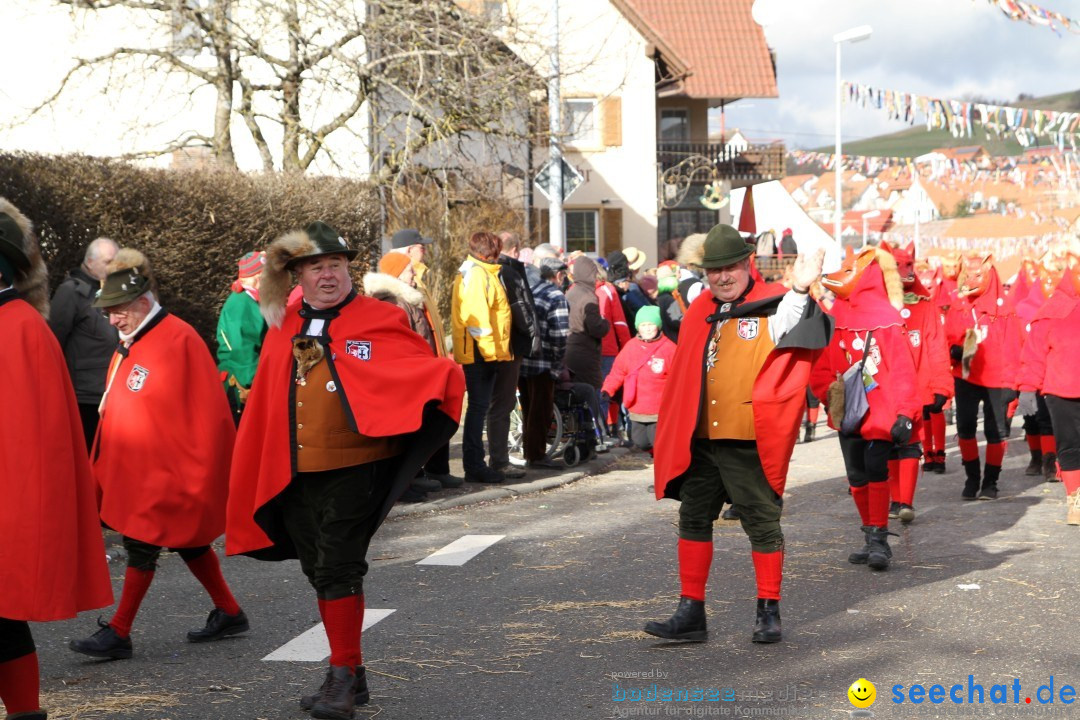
[717,0,1080,149]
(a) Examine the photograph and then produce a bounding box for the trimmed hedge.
[0,152,379,343]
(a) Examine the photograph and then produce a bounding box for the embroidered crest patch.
[909,330,921,348]
[126,365,149,392]
[345,340,371,361]
[737,318,759,340]
[869,344,882,365]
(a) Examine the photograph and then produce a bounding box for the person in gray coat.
[564,256,609,389]
[48,237,119,450]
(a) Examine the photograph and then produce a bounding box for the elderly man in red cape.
[646,224,831,645]
[70,247,246,661]
[0,199,113,720]
[226,221,464,720]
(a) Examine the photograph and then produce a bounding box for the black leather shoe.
[187,609,249,643]
[6,712,48,719]
[961,459,981,500]
[865,526,896,571]
[1043,453,1060,482]
[301,665,369,711]
[1025,450,1043,476]
[397,486,427,503]
[311,665,357,719]
[643,596,707,642]
[465,466,504,484]
[69,619,133,659]
[848,526,871,564]
[426,472,464,489]
[751,598,782,643]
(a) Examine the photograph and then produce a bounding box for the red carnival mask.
[958,254,993,299]
[941,253,961,281]
[881,241,915,285]
[821,248,876,300]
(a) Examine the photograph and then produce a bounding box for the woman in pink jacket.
[601,306,676,453]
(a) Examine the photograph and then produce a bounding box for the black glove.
[600,391,612,404]
[929,393,947,413]
[891,415,914,445]
[949,344,963,363]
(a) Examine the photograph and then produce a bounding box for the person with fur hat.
[227,221,463,719]
[943,254,1022,500]
[365,251,463,501]
[647,224,831,646]
[70,246,248,661]
[812,247,920,571]
[217,251,267,424]
[880,242,953,523]
[0,198,113,720]
[600,305,676,453]
[1017,266,1080,525]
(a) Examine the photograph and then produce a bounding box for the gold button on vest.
[295,359,401,472]
[695,316,775,440]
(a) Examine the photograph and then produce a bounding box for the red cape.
[226,294,464,559]
[653,282,830,499]
[1,294,113,621]
[94,312,235,547]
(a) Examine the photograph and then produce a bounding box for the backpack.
[498,257,542,358]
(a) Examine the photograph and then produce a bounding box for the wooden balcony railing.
[657,141,786,184]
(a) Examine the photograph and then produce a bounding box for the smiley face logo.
[848,678,876,708]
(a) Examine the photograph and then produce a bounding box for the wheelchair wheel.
[544,406,564,461]
[564,443,581,467]
[508,396,524,454]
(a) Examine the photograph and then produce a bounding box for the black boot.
[1043,452,1059,482]
[979,464,1001,500]
[187,608,249,643]
[310,665,357,720]
[7,712,48,719]
[69,619,133,660]
[848,526,872,565]
[865,526,895,571]
[643,596,707,642]
[888,501,901,519]
[961,459,981,500]
[1025,448,1043,476]
[934,451,947,474]
[751,598,781,643]
[803,422,815,443]
[301,666,369,711]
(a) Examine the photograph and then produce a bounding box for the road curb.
[387,447,632,519]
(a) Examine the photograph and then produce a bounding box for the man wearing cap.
[646,224,831,645]
[227,221,464,719]
[390,227,434,288]
[0,198,113,720]
[49,236,120,450]
[217,251,267,424]
[70,247,248,660]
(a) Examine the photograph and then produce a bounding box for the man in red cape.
[70,247,247,661]
[943,254,1022,500]
[0,199,113,720]
[646,224,831,645]
[227,221,464,719]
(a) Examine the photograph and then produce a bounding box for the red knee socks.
[751,550,783,600]
[921,419,935,455]
[850,484,870,525]
[1027,434,1041,452]
[887,459,901,504]
[184,550,242,616]
[867,482,891,529]
[1061,469,1080,496]
[109,567,155,638]
[678,538,713,601]
[807,406,820,425]
[958,437,980,463]
[985,441,1006,468]
[1042,435,1057,456]
[0,651,39,715]
[898,458,919,506]
[932,412,946,458]
[322,595,362,668]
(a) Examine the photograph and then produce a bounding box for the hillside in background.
[815,89,1080,158]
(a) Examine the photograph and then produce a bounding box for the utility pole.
[548,0,563,251]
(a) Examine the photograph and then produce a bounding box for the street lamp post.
[861,210,881,249]
[833,25,873,246]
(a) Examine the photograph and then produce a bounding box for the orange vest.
[696,316,776,440]
[295,359,401,472]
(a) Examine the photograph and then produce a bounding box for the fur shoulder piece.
[107,248,151,277]
[677,233,707,268]
[261,230,316,328]
[0,197,49,318]
[874,247,904,311]
[362,272,424,307]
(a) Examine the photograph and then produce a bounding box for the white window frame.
[563,209,599,255]
[563,98,599,149]
[659,108,689,142]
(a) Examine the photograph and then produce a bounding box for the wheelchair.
[508,383,602,467]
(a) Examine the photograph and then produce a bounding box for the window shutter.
[601,97,622,147]
[601,207,623,256]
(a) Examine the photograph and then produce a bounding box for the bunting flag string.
[981,0,1080,36]
[843,80,1080,148]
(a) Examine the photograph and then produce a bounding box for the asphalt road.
[30,425,1079,720]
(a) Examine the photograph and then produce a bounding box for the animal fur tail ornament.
[292,337,324,385]
[827,376,845,430]
[0,197,49,318]
[961,328,978,379]
[261,230,317,329]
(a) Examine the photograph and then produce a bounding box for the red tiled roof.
[616,0,778,100]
